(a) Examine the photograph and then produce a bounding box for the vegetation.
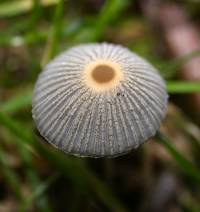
[0,0,200,211]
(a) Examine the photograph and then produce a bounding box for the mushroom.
[32,43,168,158]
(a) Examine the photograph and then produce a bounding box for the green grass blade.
[15,138,52,212]
[1,90,33,113]
[167,81,200,93]
[41,0,64,66]
[28,0,42,29]
[156,131,200,184]
[75,0,130,42]
[0,18,82,47]
[0,146,22,200]
[0,0,58,18]
[161,49,200,78]
[92,0,130,41]
[20,173,58,211]
[0,113,33,144]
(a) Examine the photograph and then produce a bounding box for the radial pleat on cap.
[32,43,168,158]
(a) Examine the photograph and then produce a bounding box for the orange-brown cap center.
[91,65,115,84]
[83,60,123,92]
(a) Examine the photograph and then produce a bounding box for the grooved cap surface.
[32,43,168,158]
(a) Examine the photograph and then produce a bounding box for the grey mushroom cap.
[32,43,168,158]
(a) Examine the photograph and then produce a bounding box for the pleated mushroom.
[32,43,168,158]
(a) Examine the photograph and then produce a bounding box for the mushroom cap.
[32,43,168,158]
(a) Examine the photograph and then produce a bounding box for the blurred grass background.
[0,0,200,211]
